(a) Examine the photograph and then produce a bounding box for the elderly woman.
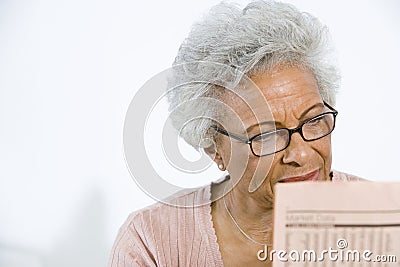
[109,1,362,266]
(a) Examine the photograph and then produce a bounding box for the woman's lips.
[278,169,320,183]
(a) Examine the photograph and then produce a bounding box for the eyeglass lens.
[251,113,335,156]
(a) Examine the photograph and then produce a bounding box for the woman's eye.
[257,133,276,143]
[308,116,324,126]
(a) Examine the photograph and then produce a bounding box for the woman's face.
[215,66,333,208]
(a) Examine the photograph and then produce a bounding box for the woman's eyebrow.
[245,102,324,132]
[296,102,325,120]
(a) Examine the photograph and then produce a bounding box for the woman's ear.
[203,145,225,171]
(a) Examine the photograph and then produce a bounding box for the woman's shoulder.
[332,170,367,182]
[109,185,218,266]
[121,186,209,233]
[129,184,212,221]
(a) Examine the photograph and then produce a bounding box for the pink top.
[108,170,363,267]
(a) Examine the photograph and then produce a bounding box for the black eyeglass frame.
[211,101,338,157]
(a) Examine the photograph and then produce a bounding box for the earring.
[218,164,224,170]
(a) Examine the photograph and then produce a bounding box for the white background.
[1,0,399,266]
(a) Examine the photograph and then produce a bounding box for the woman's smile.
[278,169,320,183]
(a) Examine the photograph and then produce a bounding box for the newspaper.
[269,182,400,266]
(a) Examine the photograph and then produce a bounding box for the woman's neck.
[212,178,274,245]
[223,181,274,244]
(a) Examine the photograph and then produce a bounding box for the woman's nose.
[281,132,313,166]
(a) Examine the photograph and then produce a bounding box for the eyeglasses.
[212,102,338,157]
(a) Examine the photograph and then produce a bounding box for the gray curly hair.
[167,0,339,149]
